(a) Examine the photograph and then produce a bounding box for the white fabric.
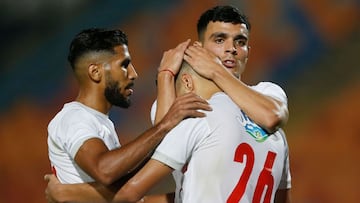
[150,82,287,125]
[251,81,288,106]
[47,101,120,183]
[151,87,290,203]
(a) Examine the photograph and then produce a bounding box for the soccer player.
[155,5,288,134]
[46,27,211,192]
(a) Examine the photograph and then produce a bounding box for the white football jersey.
[47,101,120,183]
[151,86,290,202]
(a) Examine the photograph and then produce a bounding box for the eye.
[214,38,225,44]
[120,59,130,69]
[234,39,246,47]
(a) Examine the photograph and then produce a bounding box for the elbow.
[97,176,114,186]
[262,116,282,134]
[263,107,289,134]
[93,169,119,186]
[113,183,143,203]
[97,172,123,186]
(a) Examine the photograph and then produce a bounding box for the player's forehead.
[109,44,131,62]
[204,21,249,39]
[113,44,130,57]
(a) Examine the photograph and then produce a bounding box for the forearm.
[97,124,169,184]
[154,39,190,124]
[213,69,288,133]
[79,93,210,186]
[140,193,175,203]
[50,182,112,203]
[154,72,176,124]
[46,171,139,203]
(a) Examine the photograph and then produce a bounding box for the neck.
[196,79,222,100]
[76,89,111,114]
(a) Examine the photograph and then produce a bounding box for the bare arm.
[113,159,173,202]
[139,193,175,203]
[75,90,210,186]
[45,174,112,203]
[45,160,174,203]
[45,93,210,202]
[184,43,288,133]
[155,39,190,124]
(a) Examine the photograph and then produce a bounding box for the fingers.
[172,92,212,114]
[176,39,191,51]
[161,92,212,130]
[159,39,192,74]
[44,174,54,181]
[44,174,60,184]
[193,41,201,46]
[44,174,48,181]
[175,92,209,105]
[44,174,57,203]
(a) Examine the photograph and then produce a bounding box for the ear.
[245,46,251,63]
[181,74,194,92]
[88,64,102,82]
[194,41,203,47]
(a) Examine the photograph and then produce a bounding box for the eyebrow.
[210,32,248,41]
[209,32,228,39]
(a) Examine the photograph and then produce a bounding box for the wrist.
[158,68,176,77]
[212,66,230,82]
[52,184,70,202]
[156,118,172,135]
[157,70,176,87]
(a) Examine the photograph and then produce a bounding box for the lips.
[126,89,133,95]
[222,59,236,68]
[125,83,134,95]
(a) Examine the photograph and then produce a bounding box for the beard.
[104,80,131,108]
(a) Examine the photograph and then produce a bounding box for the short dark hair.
[67,28,128,69]
[197,5,251,40]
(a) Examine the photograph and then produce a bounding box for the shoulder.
[63,102,95,122]
[209,92,236,106]
[49,102,98,128]
[251,82,287,104]
[251,82,285,93]
[208,92,239,114]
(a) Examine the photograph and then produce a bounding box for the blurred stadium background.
[0,0,359,202]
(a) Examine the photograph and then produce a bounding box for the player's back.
[180,92,289,203]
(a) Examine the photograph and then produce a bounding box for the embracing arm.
[209,70,288,133]
[45,174,113,203]
[45,93,210,202]
[44,160,174,203]
[113,159,174,202]
[154,39,190,124]
[184,43,288,133]
[140,193,175,203]
[75,91,210,187]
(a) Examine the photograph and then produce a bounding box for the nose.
[128,63,138,80]
[225,41,237,55]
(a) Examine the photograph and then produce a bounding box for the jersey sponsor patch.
[238,111,269,142]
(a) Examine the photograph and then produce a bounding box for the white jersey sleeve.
[48,102,120,183]
[277,129,292,189]
[152,117,210,170]
[251,82,288,106]
[150,100,157,126]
